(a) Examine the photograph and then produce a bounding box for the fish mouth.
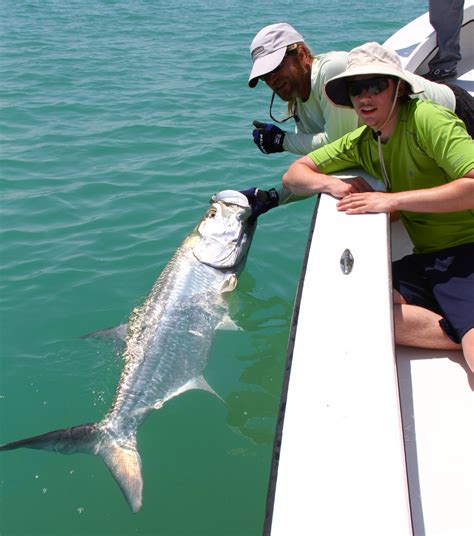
[193,190,256,269]
[211,190,250,209]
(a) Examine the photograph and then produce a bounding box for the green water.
[0,1,426,534]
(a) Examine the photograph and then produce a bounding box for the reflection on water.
[225,290,293,444]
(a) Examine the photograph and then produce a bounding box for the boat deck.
[386,11,474,530]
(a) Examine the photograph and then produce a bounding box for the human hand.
[336,191,397,214]
[327,176,373,198]
[252,121,285,154]
[240,187,279,218]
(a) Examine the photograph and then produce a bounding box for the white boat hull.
[267,193,413,536]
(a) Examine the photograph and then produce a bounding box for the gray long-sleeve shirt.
[282,52,359,155]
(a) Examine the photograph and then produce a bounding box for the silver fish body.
[0,190,256,512]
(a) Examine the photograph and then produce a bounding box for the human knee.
[393,289,407,304]
[461,329,474,373]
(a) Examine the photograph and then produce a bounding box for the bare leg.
[461,328,474,373]
[393,290,474,371]
[393,303,461,350]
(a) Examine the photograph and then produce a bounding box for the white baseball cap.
[248,23,304,88]
[325,42,424,107]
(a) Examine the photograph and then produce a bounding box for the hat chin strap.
[375,78,401,188]
[374,78,401,137]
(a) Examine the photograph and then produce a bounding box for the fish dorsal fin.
[101,442,143,513]
[81,323,128,343]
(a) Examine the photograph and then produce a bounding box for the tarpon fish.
[0,190,256,513]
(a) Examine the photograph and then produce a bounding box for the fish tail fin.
[0,423,98,454]
[0,425,143,513]
[100,439,143,513]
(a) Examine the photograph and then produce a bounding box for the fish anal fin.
[156,375,224,408]
[102,442,143,513]
[216,314,241,331]
[187,375,222,400]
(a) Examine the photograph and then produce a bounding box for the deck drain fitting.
[340,248,354,275]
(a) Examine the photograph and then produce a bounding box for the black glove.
[252,120,285,154]
[240,187,279,219]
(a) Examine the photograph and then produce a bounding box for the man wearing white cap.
[281,42,474,369]
[248,22,358,156]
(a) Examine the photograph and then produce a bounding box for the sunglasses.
[347,77,391,98]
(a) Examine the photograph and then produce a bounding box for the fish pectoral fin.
[216,315,241,331]
[219,274,237,293]
[81,324,128,343]
[102,442,143,514]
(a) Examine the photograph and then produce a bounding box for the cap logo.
[252,46,265,60]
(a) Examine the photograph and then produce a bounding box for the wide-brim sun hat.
[248,23,304,88]
[325,42,425,108]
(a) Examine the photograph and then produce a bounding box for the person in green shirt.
[281,42,474,371]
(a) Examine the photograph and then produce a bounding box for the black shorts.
[392,242,474,344]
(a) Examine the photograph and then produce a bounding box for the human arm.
[336,170,474,214]
[240,184,313,212]
[275,185,313,205]
[283,107,359,155]
[251,74,358,155]
[240,151,372,211]
[282,155,373,198]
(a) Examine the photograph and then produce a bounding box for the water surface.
[0,1,426,534]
